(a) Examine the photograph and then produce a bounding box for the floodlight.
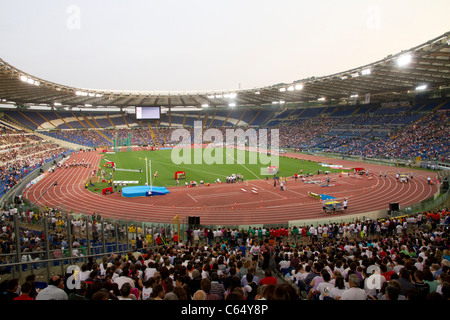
[361,68,371,75]
[224,92,237,99]
[20,75,28,82]
[279,87,286,92]
[397,53,412,66]
[416,84,427,91]
[229,103,236,107]
[201,104,209,108]
[295,84,303,90]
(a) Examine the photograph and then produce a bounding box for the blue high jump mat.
[122,185,170,198]
[320,194,336,201]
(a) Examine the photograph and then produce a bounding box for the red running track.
[24,150,439,225]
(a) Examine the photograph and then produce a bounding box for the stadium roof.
[1,31,449,111]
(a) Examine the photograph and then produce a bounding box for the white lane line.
[187,193,198,203]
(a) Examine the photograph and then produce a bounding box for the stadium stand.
[0,102,448,302]
[1,102,448,164]
[0,201,448,301]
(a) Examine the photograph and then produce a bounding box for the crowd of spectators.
[103,128,157,146]
[0,145,69,193]
[281,210,450,300]
[0,124,41,148]
[322,111,450,162]
[46,130,110,148]
[0,126,22,135]
[45,127,165,148]
[276,118,342,150]
[0,205,448,301]
[19,107,449,165]
[0,143,63,164]
[0,128,70,196]
[0,130,38,152]
[261,108,449,163]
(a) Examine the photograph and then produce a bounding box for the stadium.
[0,2,449,306]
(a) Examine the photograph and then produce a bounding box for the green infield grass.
[86,148,348,192]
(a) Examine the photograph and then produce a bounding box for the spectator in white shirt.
[336,274,366,300]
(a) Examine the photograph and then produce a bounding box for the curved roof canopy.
[1,31,449,110]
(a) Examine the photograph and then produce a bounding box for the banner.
[175,171,186,179]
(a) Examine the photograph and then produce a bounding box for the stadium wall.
[288,208,387,228]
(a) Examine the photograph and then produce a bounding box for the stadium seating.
[0,100,448,162]
[0,203,448,301]
[0,99,449,303]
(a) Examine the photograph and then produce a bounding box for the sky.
[0,0,449,93]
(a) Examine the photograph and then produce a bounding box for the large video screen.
[135,106,161,120]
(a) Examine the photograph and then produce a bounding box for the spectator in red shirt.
[13,281,34,300]
[269,228,276,238]
[302,227,308,238]
[379,264,396,282]
[259,269,278,286]
[275,228,282,240]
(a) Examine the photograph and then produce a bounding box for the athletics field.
[88,148,349,192]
